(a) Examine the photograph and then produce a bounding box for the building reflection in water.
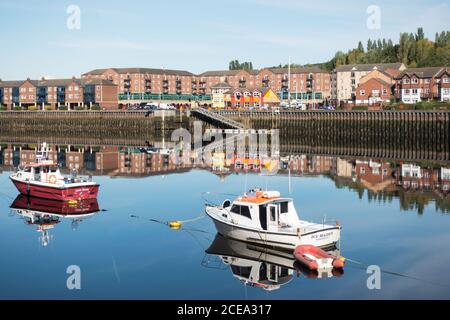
[10,195,100,247]
[1,142,449,214]
[203,234,342,291]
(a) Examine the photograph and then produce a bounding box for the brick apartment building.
[200,66,331,102]
[0,77,117,110]
[82,66,331,104]
[353,69,396,106]
[333,63,406,103]
[394,67,450,103]
[81,67,196,98]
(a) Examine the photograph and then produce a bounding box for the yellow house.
[211,82,232,109]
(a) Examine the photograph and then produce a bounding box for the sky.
[0,0,449,80]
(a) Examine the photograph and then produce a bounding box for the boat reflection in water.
[10,195,100,246]
[204,234,343,291]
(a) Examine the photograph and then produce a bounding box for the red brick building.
[354,78,392,106]
[0,77,117,110]
[81,67,195,96]
[394,67,449,103]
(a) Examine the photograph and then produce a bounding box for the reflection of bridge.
[191,107,245,129]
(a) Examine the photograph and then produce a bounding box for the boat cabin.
[224,190,301,232]
[18,163,63,184]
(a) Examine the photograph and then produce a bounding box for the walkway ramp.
[191,107,245,129]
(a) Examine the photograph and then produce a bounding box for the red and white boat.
[9,143,99,201]
[294,244,345,271]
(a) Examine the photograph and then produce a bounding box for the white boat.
[205,188,341,250]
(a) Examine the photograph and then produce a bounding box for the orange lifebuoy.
[48,174,57,184]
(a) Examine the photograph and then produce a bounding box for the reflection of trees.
[329,175,450,215]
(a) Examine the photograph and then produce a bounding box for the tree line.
[228,60,253,71]
[325,28,450,70]
[230,28,449,71]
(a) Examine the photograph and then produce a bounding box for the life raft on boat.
[294,245,345,270]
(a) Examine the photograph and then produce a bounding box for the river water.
[0,140,449,299]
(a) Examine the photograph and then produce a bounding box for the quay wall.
[215,110,450,161]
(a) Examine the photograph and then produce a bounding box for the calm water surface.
[1,144,450,299]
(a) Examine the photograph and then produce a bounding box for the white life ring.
[48,175,57,184]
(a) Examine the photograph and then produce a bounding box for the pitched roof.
[81,78,116,86]
[267,66,324,74]
[198,70,245,77]
[435,67,450,78]
[82,67,193,76]
[336,63,404,72]
[395,67,444,79]
[357,77,392,88]
[0,80,24,87]
[0,78,116,88]
[210,82,233,89]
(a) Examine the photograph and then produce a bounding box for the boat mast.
[288,56,291,109]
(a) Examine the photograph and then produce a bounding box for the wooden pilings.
[217,110,450,161]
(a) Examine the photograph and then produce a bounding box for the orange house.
[229,87,279,109]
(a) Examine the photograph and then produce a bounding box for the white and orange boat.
[205,188,341,250]
[9,143,99,201]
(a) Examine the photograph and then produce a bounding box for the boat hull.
[206,208,340,251]
[10,178,99,201]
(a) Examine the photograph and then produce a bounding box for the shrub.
[13,106,22,111]
[0,106,7,111]
[58,105,68,111]
[352,105,368,111]
[44,105,53,111]
[75,106,85,111]
[91,104,101,111]
[27,105,37,111]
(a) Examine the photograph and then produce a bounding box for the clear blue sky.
[0,0,449,79]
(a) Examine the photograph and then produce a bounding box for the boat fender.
[332,257,345,269]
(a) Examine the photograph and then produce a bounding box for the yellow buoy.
[169,221,182,230]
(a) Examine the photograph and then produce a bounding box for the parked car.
[158,103,176,110]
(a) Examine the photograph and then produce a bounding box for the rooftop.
[395,67,445,79]
[82,67,194,77]
[336,63,405,72]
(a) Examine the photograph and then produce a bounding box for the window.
[411,78,419,84]
[383,89,388,95]
[280,202,288,213]
[230,205,251,219]
[443,77,450,83]
[270,206,276,222]
[403,78,410,84]
[360,90,365,96]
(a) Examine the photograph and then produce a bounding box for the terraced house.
[394,67,450,103]
[0,77,117,110]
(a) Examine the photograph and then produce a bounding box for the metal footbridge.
[191,107,245,129]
